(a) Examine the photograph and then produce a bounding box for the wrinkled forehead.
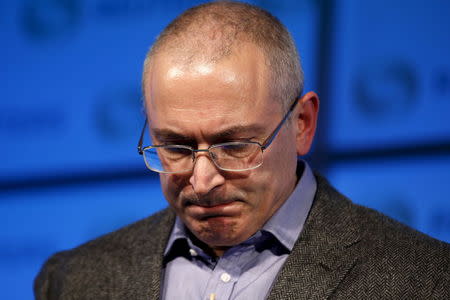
[142,46,283,138]
[145,45,279,112]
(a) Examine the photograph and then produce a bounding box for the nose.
[189,152,225,196]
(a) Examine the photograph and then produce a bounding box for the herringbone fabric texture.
[34,175,450,299]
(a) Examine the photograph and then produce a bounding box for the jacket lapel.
[116,209,175,300]
[268,175,362,300]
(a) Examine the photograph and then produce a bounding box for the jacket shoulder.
[315,174,448,249]
[313,175,450,298]
[34,208,175,300]
[58,207,174,257]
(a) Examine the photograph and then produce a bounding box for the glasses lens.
[143,146,193,173]
[210,142,263,171]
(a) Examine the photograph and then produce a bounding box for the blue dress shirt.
[161,161,317,300]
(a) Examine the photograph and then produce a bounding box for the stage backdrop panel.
[327,0,450,151]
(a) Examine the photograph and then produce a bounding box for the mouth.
[185,200,242,219]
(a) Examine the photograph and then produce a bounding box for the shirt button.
[189,249,197,256]
[220,272,231,283]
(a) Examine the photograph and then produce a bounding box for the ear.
[293,91,320,156]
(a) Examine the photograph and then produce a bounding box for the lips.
[185,200,242,219]
[186,198,235,208]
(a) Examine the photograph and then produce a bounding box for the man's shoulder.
[314,174,449,255]
[34,208,175,299]
[47,207,173,261]
[350,195,449,263]
[67,207,174,256]
[305,175,450,297]
[270,175,449,299]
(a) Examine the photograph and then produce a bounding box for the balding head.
[142,0,303,111]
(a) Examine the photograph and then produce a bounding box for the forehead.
[144,44,282,137]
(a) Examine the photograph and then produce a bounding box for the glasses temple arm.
[137,118,148,155]
[261,97,299,149]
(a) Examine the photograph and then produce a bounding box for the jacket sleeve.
[34,251,69,300]
[431,264,450,299]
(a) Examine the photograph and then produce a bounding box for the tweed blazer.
[34,176,450,299]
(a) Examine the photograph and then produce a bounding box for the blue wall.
[1,0,449,299]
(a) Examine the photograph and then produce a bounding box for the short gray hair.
[142,0,303,112]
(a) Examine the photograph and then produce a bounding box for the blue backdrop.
[1,0,449,299]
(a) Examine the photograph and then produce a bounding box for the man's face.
[144,44,301,253]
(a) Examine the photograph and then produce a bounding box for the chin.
[192,218,251,247]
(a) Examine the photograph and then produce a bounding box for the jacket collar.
[267,174,362,300]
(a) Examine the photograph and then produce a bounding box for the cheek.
[239,170,275,214]
[159,174,187,205]
[247,136,297,206]
[265,131,298,173]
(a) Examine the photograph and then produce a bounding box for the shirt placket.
[202,248,244,300]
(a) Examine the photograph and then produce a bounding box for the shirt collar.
[261,160,316,251]
[166,217,191,255]
[164,160,317,256]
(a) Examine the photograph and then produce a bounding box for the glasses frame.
[137,97,299,173]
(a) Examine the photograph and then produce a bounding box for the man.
[35,1,449,299]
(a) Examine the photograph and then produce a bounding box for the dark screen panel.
[328,0,450,151]
[1,1,206,182]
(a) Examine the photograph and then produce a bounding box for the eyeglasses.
[137,98,299,173]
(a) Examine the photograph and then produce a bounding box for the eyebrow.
[151,124,267,144]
